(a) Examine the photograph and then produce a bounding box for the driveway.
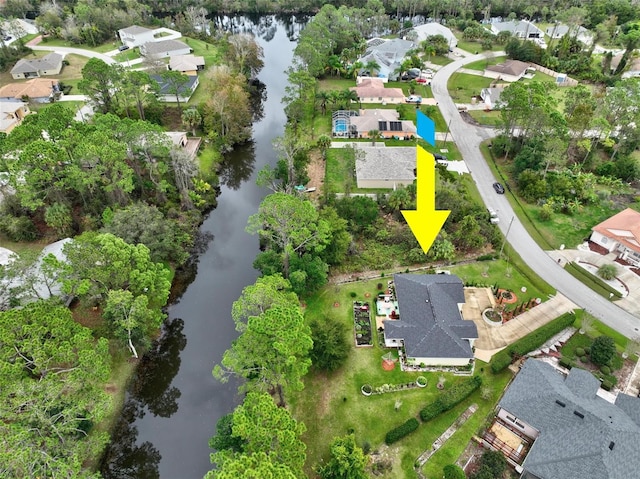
[430,53,640,338]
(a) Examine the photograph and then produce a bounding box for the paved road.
[29,44,117,65]
[430,53,640,339]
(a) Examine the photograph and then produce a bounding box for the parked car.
[493,182,505,194]
[488,208,499,224]
[405,95,422,104]
[118,45,130,51]
[3,35,12,41]
[434,153,448,162]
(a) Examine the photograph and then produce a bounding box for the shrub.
[377,283,383,290]
[490,313,576,373]
[349,292,357,298]
[597,264,618,280]
[443,464,466,479]
[385,417,419,444]
[591,336,616,366]
[584,347,591,355]
[420,376,482,421]
[477,253,495,261]
[601,379,613,391]
[580,356,589,363]
[575,347,585,357]
[601,365,611,375]
[559,357,573,369]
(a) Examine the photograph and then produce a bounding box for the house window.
[378,121,388,131]
[601,237,608,244]
[389,121,402,131]
[378,97,382,101]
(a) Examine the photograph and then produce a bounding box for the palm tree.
[365,59,381,77]
[181,108,202,136]
[340,88,358,110]
[316,91,330,115]
[367,129,380,145]
[421,42,436,62]
[347,60,364,79]
[326,54,343,77]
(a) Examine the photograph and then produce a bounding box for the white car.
[405,95,422,103]
[488,209,499,224]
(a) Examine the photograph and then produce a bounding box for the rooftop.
[143,39,190,55]
[486,59,530,77]
[120,25,154,35]
[11,52,62,74]
[592,208,640,253]
[0,78,59,99]
[355,146,416,183]
[351,78,405,99]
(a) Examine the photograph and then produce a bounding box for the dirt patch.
[306,150,325,200]
[71,301,104,329]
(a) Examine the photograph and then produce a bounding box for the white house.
[118,25,182,48]
[545,24,594,46]
[412,22,458,47]
[0,100,31,134]
[590,208,640,266]
[141,39,191,58]
[383,274,478,367]
[168,54,205,74]
[358,37,416,81]
[347,109,416,139]
[490,20,544,40]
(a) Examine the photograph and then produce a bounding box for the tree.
[317,434,367,479]
[470,450,506,479]
[182,108,202,136]
[597,264,618,280]
[310,316,350,372]
[230,274,298,331]
[591,336,616,366]
[272,129,308,193]
[443,464,466,479]
[170,147,201,209]
[209,414,245,454]
[206,452,297,479]
[247,193,330,278]
[453,215,484,251]
[159,70,190,111]
[214,304,312,406]
[78,58,119,114]
[319,206,351,266]
[227,33,264,78]
[367,129,380,145]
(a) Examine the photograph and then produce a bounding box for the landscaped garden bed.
[353,301,373,346]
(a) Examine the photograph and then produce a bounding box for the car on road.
[118,45,130,51]
[493,182,505,194]
[405,95,422,104]
[488,208,499,224]
[3,35,12,41]
[434,153,448,163]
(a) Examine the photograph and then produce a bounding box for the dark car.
[3,35,12,41]
[434,153,448,162]
[118,45,130,51]
[493,182,505,194]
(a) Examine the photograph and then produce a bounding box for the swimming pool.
[334,119,348,134]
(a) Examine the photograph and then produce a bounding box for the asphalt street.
[430,53,640,339]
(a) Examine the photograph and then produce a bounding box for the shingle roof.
[150,74,198,96]
[0,78,58,99]
[383,274,477,360]
[350,78,405,100]
[11,52,62,74]
[491,20,543,36]
[499,359,640,479]
[413,22,457,46]
[486,59,530,77]
[592,208,640,254]
[349,109,416,135]
[355,146,416,183]
[142,39,189,55]
[120,25,153,35]
[169,54,205,71]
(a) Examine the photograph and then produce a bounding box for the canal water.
[100,16,299,479]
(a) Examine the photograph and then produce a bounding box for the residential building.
[358,37,416,81]
[168,54,205,75]
[118,25,182,48]
[590,208,640,266]
[150,74,199,103]
[164,131,202,160]
[610,54,640,79]
[484,359,640,478]
[412,22,458,47]
[0,78,62,103]
[485,60,531,82]
[480,86,506,110]
[355,146,416,188]
[490,20,544,41]
[10,52,63,79]
[350,78,405,104]
[141,39,192,58]
[348,109,416,139]
[383,274,478,367]
[545,24,594,46]
[0,100,31,134]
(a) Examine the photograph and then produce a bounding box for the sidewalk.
[474,293,578,362]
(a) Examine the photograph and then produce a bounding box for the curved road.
[27,41,117,65]
[430,53,640,338]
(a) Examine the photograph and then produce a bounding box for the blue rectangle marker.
[416,111,435,146]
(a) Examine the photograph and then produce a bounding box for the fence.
[530,63,579,86]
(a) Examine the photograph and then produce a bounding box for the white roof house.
[412,23,458,47]
[545,24,594,45]
[490,20,544,39]
[358,37,416,81]
[118,25,182,48]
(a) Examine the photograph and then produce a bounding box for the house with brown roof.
[348,109,416,139]
[350,78,405,104]
[0,78,61,103]
[10,52,63,79]
[168,54,205,75]
[484,60,531,82]
[0,99,31,134]
[590,208,640,267]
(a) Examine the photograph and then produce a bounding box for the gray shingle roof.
[120,25,153,35]
[383,274,477,360]
[142,39,189,55]
[11,53,62,74]
[150,74,198,96]
[499,359,640,479]
[355,146,416,183]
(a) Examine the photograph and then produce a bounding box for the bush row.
[385,418,419,445]
[490,312,576,373]
[419,376,482,422]
[565,262,623,299]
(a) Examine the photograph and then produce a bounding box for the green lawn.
[455,39,504,55]
[181,37,222,66]
[447,72,493,102]
[292,278,513,479]
[114,48,142,62]
[38,37,118,53]
[426,55,453,66]
[463,56,506,71]
[467,110,502,127]
[197,144,223,174]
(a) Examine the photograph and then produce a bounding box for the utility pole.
[442,118,452,147]
[499,216,515,258]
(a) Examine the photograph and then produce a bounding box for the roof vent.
[573,410,584,419]
[609,441,615,451]
[555,400,566,407]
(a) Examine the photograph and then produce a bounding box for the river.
[100,15,299,479]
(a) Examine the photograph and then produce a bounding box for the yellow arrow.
[401,146,450,253]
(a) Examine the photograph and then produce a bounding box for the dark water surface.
[101,16,298,479]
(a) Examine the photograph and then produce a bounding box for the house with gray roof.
[490,20,544,40]
[150,74,199,103]
[383,274,478,367]
[140,39,192,58]
[480,86,506,110]
[348,108,416,139]
[484,359,640,478]
[11,52,63,79]
[412,22,458,47]
[358,37,416,81]
[355,146,416,189]
[545,24,594,46]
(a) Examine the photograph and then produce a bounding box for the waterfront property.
[354,146,416,189]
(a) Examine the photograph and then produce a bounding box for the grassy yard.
[463,55,506,71]
[447,72,493,102]
[38,37,119,53]
[292,278,513,479]
[197,144,223,174]
[467,110,502,127]
[0,52,88,88]
[181,37,222,66]
[455,39,504,55]
[426,55,453,66]
[113,48,142,62]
